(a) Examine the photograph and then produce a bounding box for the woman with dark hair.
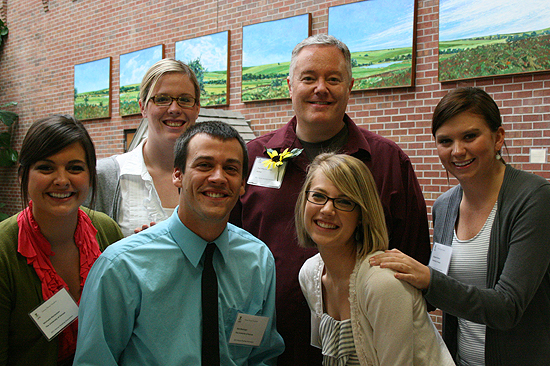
[0,115,123,365]
[370,87,550,365]
[297,153,454,365]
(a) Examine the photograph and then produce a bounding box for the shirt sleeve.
[73,254,138,365]
[0,247,10,366]
[362,268,416,366]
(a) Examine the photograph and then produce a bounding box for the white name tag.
[428,242,452,275]
[247,157,287,189]
[229,313,269,347]
[29,287,78,341]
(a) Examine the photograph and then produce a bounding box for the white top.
[300,252,455,366]
[115,140,171,236]
[449,202,497,366]
[319,313,360,366]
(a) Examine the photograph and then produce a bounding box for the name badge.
[247,157,287,189]
[428,242,452,275]
[29,287,78,341]
[229,313,269,347]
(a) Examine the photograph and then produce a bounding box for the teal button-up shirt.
[74,208,284,365]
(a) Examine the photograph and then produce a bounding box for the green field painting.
[241,62,290,102]
[242,14,310,102]
[329,0,416,91]
[74,88,110,120]
[439,30,550,81]
[349,47,413,90]
[439,0,550,81]
[119,45,163,116]
[74,57,111,120]
[176,31,229,106]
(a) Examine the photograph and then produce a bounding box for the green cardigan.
[0,208,123,366]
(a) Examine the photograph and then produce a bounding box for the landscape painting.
[74,57,111,120]
[328,0,416,91]
[439,0,550,81]
[242,14,311,102]
[119,44,164,116]
[176,31,229,106]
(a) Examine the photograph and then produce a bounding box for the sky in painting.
[243,14,309,67]
[119,45,163,86]
[440,0,550,41]
[176,31,228,72]
[74,58,110,94]
[328,0,415,52]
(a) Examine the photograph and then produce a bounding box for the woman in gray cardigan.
[370,87,550,365]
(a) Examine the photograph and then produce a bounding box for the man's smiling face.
[173,133,245,237]
[287,45,354,142]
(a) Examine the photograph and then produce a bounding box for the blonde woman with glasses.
[90,59,200,236]
[297,153,454,365]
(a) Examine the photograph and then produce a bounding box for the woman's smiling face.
[304,171,360,250]
[435,111,504,184]
[140,72,200,146]
[27,142,90,221]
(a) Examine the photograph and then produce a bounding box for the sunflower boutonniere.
[262,147,303,170]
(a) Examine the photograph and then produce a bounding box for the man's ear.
[173,167,183,188]
[287,76,293,98]
[239,179,245,197]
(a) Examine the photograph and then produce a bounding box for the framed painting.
[328,0,417,91]
[176,31,229,107]
[242,14,311,102]
[74,57,111,120]
[439,0,550,82]
[119,44,164,116]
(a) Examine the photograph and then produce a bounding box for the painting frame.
[74,57,111,121]
[328,0,417,92]
[439,0,550,82]
[176,30,230,107]
[119,44,165,116]
[241,13,311,103]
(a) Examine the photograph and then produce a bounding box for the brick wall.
[1,0,549,216]
[1,0,549,336]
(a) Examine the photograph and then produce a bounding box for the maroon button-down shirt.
[230,115,431,365]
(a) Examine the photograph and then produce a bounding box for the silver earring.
[496,153,501,160]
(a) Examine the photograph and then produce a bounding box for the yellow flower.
[262,147,303,170]
[278,148,292,161]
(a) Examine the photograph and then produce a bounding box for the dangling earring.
[496,151,501,160]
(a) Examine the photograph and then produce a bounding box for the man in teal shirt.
[74,121,284,365]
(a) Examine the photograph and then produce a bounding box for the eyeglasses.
[306,191,357,212]
[150,94,196,108]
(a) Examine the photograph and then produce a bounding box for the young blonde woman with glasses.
[90,59,200,236]
[297,153,454,365]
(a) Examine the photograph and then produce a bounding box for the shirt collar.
[117,140,152,180]
[166,207,229,268]
[261,114,372,166]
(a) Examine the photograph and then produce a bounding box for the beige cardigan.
[299,252,455,366]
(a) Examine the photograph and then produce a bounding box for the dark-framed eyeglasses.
[306,191,357,212]
[150,94,196,108]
